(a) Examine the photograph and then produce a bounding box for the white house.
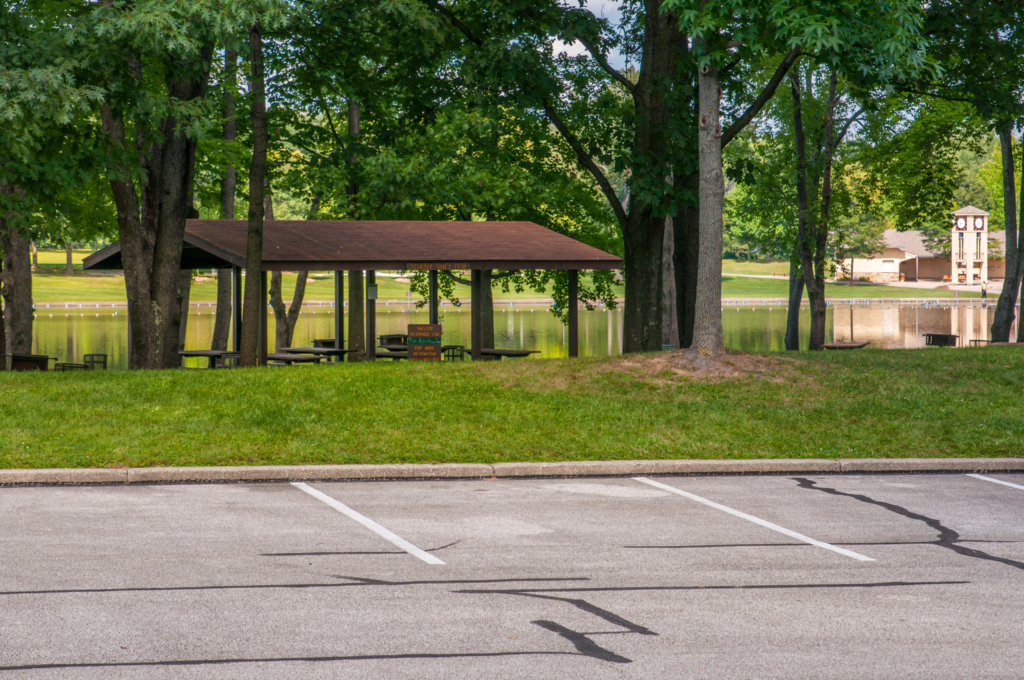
[839,206,1006,283]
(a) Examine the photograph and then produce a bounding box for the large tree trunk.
[785,259,804,351]
[991,127,1024,342]
[240,22,267,367]
[65,241,73,276]
[686,54,726,363]
[348,270,364,360]
[30,241,38,272]
[212,49,237,352]
[101,48,213,369]
[1,205,33,356]
[0,255,5,368]
[661,217,679,348]
[673,174,699,348]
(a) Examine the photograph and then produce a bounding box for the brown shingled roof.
[84,220,623,271]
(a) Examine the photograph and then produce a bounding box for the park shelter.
[83,220,623,365]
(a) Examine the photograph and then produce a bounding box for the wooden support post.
[428,270,438,325]
[334,270,344,360]
[365,270,376,361]
[471,269,481,361]
[259,271,268,366]
[232,266,242,353]
[568,269,579,357]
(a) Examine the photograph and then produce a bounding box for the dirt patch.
[595,350,805,384]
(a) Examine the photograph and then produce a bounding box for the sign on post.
[408,324,443,361]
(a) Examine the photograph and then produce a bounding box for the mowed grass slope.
[1,348,1020,468]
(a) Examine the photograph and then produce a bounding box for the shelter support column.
[429,270,438,325]
[365,270,376,361]
[259,271,268,366]
[471,270,481,361]
[568,269,579,357]
[232,266,242,353]
[334,271,344,360]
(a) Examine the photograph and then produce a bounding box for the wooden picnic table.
[266,353,325,365]
[280,347,359,362]
[477,348,540,359]
[379,344,409,352]
[822,342,870,350]
[178,349,240,369]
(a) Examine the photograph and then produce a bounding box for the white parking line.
[633,478,874,562]
[292,483,445,565]
[967,474,1024,491]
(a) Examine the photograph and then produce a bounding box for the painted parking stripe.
[633,478,874,562]
[292,483,445,565]
[967,474,1024,491]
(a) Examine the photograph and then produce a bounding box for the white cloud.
[552,39,589,57]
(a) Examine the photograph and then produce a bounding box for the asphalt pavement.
[1,473,1022,678]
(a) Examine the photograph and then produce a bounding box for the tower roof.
[951,205,989,216]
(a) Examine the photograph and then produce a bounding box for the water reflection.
[30,301,1009,369]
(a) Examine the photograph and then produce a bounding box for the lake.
[30,300,1011,370]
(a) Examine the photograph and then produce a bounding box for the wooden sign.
[408,324,442,361]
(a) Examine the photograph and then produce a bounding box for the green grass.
[722,260,791,277]
[31,270,972,305]
[1,348,1021,468]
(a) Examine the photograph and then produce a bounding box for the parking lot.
[1,473,1022,678]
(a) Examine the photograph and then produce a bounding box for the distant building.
[838,206,1005,283]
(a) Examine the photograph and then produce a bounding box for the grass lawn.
[721,260,791,277]
[32,270,974,305]
[1,348,1020,468]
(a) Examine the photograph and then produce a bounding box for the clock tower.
[950,206,989,285]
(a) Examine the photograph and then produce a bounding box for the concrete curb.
[1,458,1022,486]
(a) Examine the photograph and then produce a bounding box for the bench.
[266,353,325,365]
[11,354,53,371]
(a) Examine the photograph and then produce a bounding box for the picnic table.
[280,347,359,362]
[822,342,870,350]
[478,349,540,360]
[178,349,240,369]
[377,347,408,360]
[266,353,325,365]
[10,354,55,371]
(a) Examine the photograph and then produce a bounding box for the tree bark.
[785,259,804,351]
[65,241,73,276]
[240,21,267,367]
[686,54,726,363]
[991,126,1024,342]
[101,46,213,369]
[0,254,5,368]
[481,269,495,357]
[673,173,699,348]
[212,49,237,352]
[661,217,679,348]
[348,270,364,359]
[1,209,33,355]
[30,241,38,272]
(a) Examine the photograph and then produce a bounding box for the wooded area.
[2,0,1024,369]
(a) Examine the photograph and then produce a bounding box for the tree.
[671,0,933,360]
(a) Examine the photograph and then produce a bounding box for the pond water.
[30,300,1012,370]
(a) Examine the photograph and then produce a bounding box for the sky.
[551,0,628,70]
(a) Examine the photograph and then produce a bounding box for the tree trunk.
[30,241,38,272]
[348,270,364,360]
[673,174,699,349]
[785,259,804,351]
[661,217,679,348]
[265,191,309,351]
[991,126,1024,342]
[0,255,5,368]
[790,70,831,351]
[177,270,192,352]
[240,22,267,367]
[65,241,74,276]
[100,47,213,369]
[212,49,237,352]
[686,54,726,363]
[1,213,33,355]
